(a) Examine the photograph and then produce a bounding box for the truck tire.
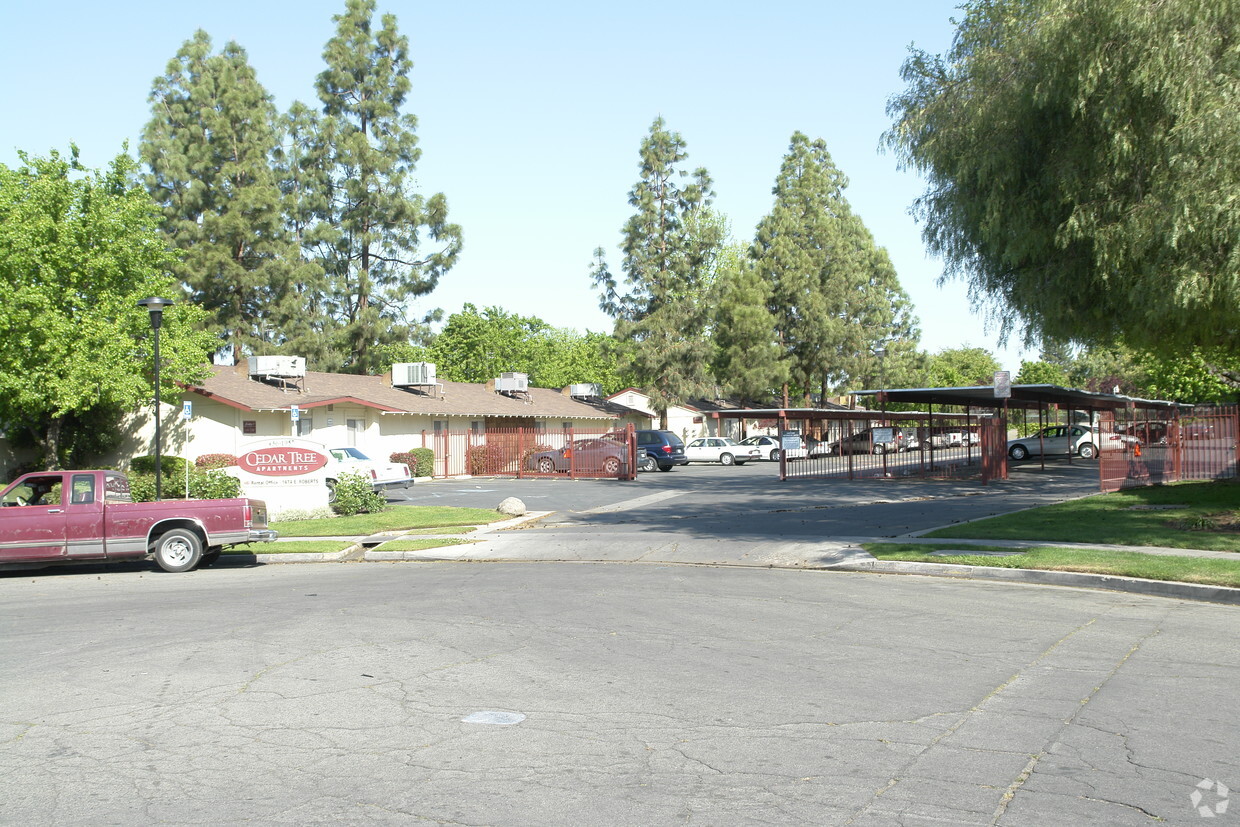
[153,528,204,573]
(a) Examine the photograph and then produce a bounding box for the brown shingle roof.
[188,365,623,420]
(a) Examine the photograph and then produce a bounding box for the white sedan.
[738,435,808,461]
[1007,425,1099,460]
[684,437,761,466]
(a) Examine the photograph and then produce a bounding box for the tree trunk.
[42,416,64,470]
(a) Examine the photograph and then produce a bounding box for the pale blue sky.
[0,1,1033,372]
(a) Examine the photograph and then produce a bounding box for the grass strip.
[224,540,354,555]
[373,538,477,552]
[921,479,1240,552]
[273,506,503,537]
[863,543,1240,588]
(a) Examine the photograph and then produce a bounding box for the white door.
[347,419,363,447]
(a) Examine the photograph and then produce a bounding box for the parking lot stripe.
[580,490,687,514]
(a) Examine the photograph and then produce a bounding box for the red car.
[0,470,276,572]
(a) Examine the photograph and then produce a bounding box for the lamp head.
[137,297,174,329]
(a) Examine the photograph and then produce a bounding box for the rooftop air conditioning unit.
[569,383,601,398]
[495,372,529,393]
[248,355,305,377]
[393,361,437,386]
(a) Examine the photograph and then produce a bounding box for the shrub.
[467,443,507,475]
[130,455,189,477]
[127,468,241,502]
[195,453,238,469]
[330,472,387,516]
[392,448,434,477]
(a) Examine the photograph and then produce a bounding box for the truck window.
[104,473,133,504]
[70,474,96,505]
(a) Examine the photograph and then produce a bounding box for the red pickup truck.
[0,469,277,572]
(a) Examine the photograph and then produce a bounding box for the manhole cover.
[928,549,1025,557]
[462,710,525,726]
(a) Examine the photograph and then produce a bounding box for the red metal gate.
[431,424,636,480]
[1099,406,1238,492]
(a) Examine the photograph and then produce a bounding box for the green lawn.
[373,538,477,552]
[922,479,1240,551]
[864,542,1240,588]
[273,505,505,537]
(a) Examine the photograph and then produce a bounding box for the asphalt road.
[3,563,1236,825]
[6,461,1238,824]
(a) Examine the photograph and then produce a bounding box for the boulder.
[496,497,526,516]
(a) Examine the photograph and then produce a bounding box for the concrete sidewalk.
[225,515,1240,606]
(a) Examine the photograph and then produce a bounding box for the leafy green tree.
[427,304,549,383]
[1139,350,1239,404]
[925,347,1001,388]
[592,117,723,427]
[0,149,215,468]
[1015,360,1067,386]
[886,0,1240,354]
[423,304,622,392]
[141,31,310,361]
[753,133,920,404]
[310,0,462,373]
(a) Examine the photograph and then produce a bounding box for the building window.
[296,416,313,437]
[243,420,256,435]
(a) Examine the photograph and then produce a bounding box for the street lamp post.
[138,297,175,500]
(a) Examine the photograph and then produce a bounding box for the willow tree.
[886,0,1240,355]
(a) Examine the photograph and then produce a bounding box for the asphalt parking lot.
[389,457,1104,539]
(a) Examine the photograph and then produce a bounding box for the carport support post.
[778,414,788,481]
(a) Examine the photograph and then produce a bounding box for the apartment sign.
[239,446,328,476]
[230,437,330,515]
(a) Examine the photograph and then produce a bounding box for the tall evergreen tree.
[311,0,462,373]
[141,31,307,361]
[272,101,337,366]
[753,133,919,404]
[712,257,787,404]
[592,117,723,427]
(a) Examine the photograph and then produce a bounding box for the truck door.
[65,473,106,559]
[0,473,69,561]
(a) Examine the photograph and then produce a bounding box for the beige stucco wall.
[109,392,621,474]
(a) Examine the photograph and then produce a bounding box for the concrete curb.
[827,559,1240,605]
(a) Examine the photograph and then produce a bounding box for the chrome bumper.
[248,529,279,543]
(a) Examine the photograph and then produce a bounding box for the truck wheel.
[153,528,203,573]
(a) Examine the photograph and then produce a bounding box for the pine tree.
[753,133,919,404]
[312,0,462,373]
[712,257,787,404]
[141,31,304,361]
[592,117,722,427]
